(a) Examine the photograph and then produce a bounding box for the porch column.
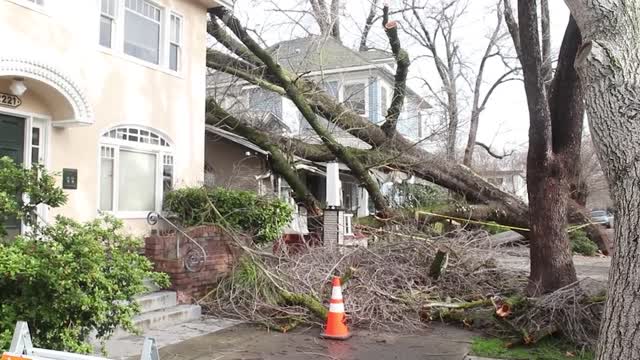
[357,188,369,217]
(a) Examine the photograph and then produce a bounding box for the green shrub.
[570,229,598,256]
[0,215,169,352]
[0,158,169,352]
[0,157,66,236]
[389,182,448,209]
[164,187,293,244]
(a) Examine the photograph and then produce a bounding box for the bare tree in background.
[401,0,518,163]
[267,0,343,42]
[507,0,613,294]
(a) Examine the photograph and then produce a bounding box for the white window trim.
[0,108,52,231]
[96,0,184,77]
[98,127,174,219]
[168,12,183,72]
[341,80,369,117]
[5,0,49,16]
[380,83,391,123]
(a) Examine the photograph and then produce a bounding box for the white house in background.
[0,0,229,234]
[481,170,528,201]
[206,36,430,217]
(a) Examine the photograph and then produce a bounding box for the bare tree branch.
[475,141,515,159]
[380,4,410,136]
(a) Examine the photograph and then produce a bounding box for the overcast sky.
[230,0,571,151]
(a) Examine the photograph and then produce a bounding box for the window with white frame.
[124,0,162,64]
[380,86,388,119]
[98,0,184,71]
[343,83,367,116]
[99,126,174,215]
[100,0,116,48]
[169,13,182,71]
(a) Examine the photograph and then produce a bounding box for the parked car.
[590,210,612,228]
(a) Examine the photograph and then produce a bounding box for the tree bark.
[563,1,640,358]
[381,5,410,136]
[518,0,577,295]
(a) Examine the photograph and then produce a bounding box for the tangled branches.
[200,230,526,331]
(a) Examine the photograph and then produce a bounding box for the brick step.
[135,291,177,314]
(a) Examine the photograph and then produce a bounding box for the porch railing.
[146,212,207,272]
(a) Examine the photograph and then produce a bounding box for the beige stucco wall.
[0,0,210,233]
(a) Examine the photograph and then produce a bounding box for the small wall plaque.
[0,92,21,108]
[62,168,78,190]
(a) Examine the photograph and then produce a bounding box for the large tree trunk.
[563,1,640,358]
[518,0,578,294]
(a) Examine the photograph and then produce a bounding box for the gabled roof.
[205,125,269,155]
[359,48,395,63]
[270,36,384,73]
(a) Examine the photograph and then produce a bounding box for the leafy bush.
[389,182,448,209]
[570,229,598,256]
[0,158,169,352]
[0,215,169,352]
[164,187,293,244]
[0,157,66,236]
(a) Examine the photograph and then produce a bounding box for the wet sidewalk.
[155,323,474,360]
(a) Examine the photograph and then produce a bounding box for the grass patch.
[470,337,594,360]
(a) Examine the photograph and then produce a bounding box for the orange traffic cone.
[320,276,352,340]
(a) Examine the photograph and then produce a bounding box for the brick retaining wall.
[145,225,242,303]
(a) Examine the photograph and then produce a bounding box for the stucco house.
[0,0,229,234]
[206,36,430,218]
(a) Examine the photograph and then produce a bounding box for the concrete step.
[136,291,177,314]
[133,304,202,331]
[142,278,162,293]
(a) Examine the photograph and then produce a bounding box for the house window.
[31,128,41,165]
[169,13,182,71]
[323,81,339,99]
[380,86,388,118]
[99,126,173,216]
[124,0,162,64]
[343,83,366,115]
[488,177,504,186]
[244,88,282,118]
[163,154,174,194]
[100,0,116,48]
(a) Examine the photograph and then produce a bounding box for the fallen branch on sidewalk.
[200,229,526,331]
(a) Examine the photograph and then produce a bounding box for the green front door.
[0,114,25,234]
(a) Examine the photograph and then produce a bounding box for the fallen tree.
[200,226,604,350]
[205,5,611,254]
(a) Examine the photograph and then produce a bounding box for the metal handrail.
[146,212,207,272]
